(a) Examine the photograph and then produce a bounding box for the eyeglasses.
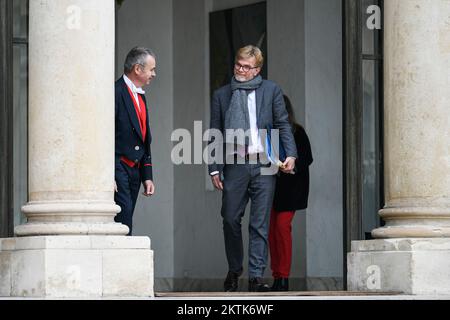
[234,63,259,72]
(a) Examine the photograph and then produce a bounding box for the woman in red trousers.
[269,95,313,291]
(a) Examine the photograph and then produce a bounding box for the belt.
[245,153,261,161]
[233,153,264,162]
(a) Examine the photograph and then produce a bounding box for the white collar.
[123,74,145,95]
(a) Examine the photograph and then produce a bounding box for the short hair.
[235,45,264,68]
[124,47,155,74]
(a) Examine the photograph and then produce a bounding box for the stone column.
[371,0,450,238]
[348,0,450,295]
[0,0,153,298]
[15,0,127,236]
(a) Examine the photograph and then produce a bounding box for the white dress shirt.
[210,90,264,176]
[123,74,145,111]
[246,91,264,154]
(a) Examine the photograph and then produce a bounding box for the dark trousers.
[221,162,276,279]
[114,161,141,235]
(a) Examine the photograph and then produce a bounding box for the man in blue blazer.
[115,47,156,235]
[208,45,298,292]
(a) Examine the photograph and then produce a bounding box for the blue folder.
[265,124,286,166]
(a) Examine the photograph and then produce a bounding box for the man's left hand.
[143,180,155,197]
[280,157,296,174]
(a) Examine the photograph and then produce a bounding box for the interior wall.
[173,0,226,290]
[267,0,307,285]
[116,0,175,286]
[305,0,344,290]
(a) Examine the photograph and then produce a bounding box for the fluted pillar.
[15,0,127,236]
[348,1,450,295]
[372,0,450,238]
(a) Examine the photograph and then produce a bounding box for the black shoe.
[248,278,270,292]
[224,271,241,292]
[271,278,282,291]
[279,278,289,291]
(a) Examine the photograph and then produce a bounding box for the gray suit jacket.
[208,80,298,175]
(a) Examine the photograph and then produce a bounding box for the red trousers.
[269,208,295,278]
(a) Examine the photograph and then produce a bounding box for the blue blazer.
[115,77,153,182]
[208,80,298,175]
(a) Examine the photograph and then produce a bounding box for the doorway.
[209,2,267,94]
[115,0,348,292]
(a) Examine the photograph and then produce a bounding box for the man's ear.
[133,64,141,75]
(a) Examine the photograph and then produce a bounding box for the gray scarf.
[224,75,263,145]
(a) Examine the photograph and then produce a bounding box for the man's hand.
[211,174,223,191]
[143,180,155,197]
[114,181,118,193]
[280,157,296,174]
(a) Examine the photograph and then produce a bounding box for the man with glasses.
[115,47,156,235]
[209,45,297,292]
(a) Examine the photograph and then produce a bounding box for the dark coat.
[115,77,153,182]
[208,80,298,175]
[272,124,313,212]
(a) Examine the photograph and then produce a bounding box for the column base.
[347,238,450,295]
[15,222,129,237]
[0,236,154,298]
[372,226,450,238]
[372,206,450,238]
[17,201,128,236]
